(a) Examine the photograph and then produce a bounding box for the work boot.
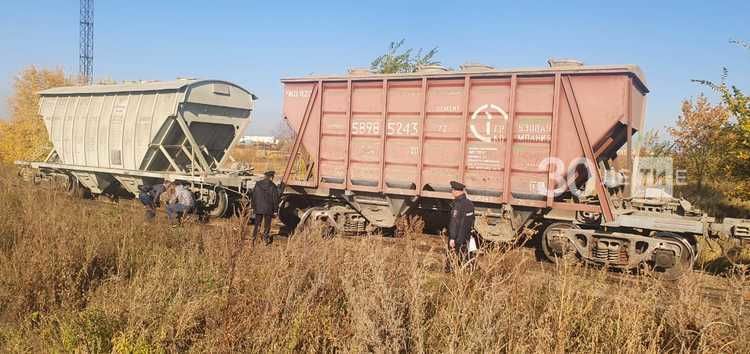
[264,235,272,246]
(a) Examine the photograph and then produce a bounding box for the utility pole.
[79,0,94,84]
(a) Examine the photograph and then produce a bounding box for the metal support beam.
[502,75,518,203]
[561,76,614,222]
[174,112,211,175]
[458,76,471,183]
[179,144,196,169]
[315,80,324,188]
[158,145,184,173]
[141,116,176,171]
[626,77,634,198]
[377,79,389,190]
[282,83,319,186]
[416,78,428,194]
[547,73,561,205]
[343,80,353,188]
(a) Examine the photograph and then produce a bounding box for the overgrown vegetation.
[670,94,731,189]
[370,39,440,74]
[641,96,750,217]
[0,167,748,353]
[0,66,72,164]
[639,39,750,216]
[693,40,750,194]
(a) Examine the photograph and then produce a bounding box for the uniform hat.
[449,181,465,191]
[264,170,276,177]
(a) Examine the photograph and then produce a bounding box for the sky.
[0,0,748,135]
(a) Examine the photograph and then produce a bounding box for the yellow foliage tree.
[0,66,72,164]
[669,94,731,189]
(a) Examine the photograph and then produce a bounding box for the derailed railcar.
[18,79,262,217]
[279,61,750,277]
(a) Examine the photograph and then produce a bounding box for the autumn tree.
[370,39,440,74]
[694,39,750,195]
[636,129,673,157]
[668,94,731,188]
[0,66,71,164]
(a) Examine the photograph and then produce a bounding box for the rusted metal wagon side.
[279,61,750,278]
[17,79,263,217]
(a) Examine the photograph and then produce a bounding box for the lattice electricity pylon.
[79,0,94,84]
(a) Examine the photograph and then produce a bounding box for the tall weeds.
[0,168,747,353]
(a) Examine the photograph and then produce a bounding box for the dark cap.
[449,181,465,191]
[264,170,276,177]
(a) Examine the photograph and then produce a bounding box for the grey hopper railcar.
[19,79,262,216]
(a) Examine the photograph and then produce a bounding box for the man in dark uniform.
[446,180,475,271]
[252,171,280,245]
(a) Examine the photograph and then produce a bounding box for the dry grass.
[676,183,750,219]
[228,144,290,175]
[0,166,748,353]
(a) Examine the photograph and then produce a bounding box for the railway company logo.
[470,104,508,143]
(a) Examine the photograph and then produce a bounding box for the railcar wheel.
[206,189,229,218]
[541,222,580,265]
[279,200,302,230]
[648,232,696,281]
[296,205,349,238]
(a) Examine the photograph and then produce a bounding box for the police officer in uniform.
[446,180,475,271]
[252,171,280,245]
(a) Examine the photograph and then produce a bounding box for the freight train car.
[279,60,750,277]
[17,79,262,217]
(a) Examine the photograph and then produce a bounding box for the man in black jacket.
[252,171,280,245]
[447,180,475,271]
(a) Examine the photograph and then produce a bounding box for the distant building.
[239,135,279,145]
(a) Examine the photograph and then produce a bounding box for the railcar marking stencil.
[470,103,508,143]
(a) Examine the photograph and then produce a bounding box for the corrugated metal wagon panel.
[37,80,255,175]
[281,63,648,219]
